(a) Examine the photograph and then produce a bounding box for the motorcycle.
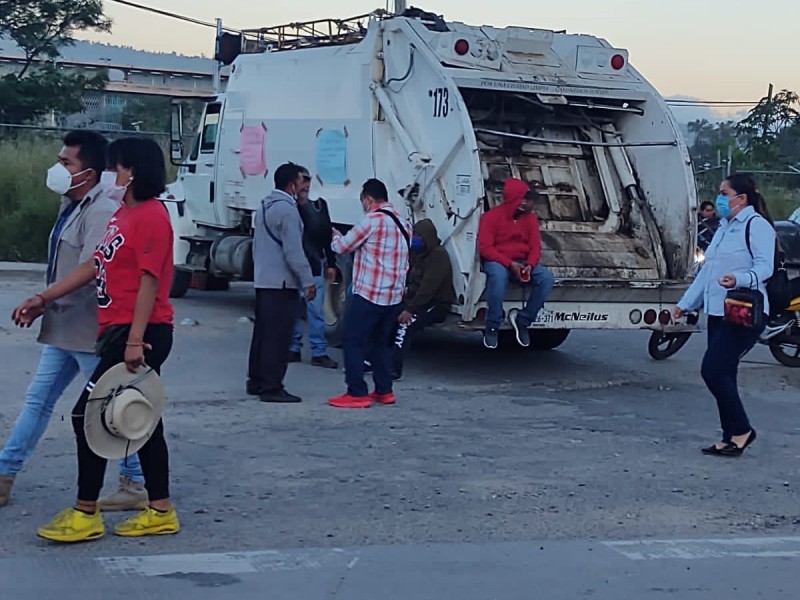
[648,280,800,367]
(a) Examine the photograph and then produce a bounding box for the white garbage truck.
[164,7,699,350]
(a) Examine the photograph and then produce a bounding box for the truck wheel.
[169,269,192,299]
[647,331,692,361]
[324,254,353,349]
[530,329,570,350]
[498,328,570,350]
[769,341,800,367]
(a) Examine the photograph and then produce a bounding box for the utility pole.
[764,82,774,139]
[394,0,407,14]
[213,18,222,93]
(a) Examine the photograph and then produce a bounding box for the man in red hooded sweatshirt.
[478,178,555,349]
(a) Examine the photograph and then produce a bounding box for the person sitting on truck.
[328,179,410,409]
[288,167,338,370]
[697,200,720,252]
[478,178,554,350]
[248,163,316,404]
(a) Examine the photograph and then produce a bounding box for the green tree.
[737,89,800,167]
[0,0,111,124]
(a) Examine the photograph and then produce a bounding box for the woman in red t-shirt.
[15,138,179,542]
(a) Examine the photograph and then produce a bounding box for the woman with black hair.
[14,137,178,542]
[674,173,775,457]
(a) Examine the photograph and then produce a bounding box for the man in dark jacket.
[288,168,338,369]
[478,178,554,350]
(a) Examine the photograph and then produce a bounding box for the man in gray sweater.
[247,163,316,403]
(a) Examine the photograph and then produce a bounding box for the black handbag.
[745,218,792,314]
[723,272,765,330]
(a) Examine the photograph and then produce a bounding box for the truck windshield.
[200,103,222,154]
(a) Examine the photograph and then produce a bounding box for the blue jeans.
[483,261,555,330]
[701,316,763,441]
[290,275,327,357]
[0,345,143,481]
[343,294,402,397]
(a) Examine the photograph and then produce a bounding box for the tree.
[737,89,800,167]
[0,1,111,124]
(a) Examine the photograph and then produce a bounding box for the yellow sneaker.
[114,506,180,537]
[37,507,105,543]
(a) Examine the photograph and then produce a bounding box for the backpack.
[745,216,792,313]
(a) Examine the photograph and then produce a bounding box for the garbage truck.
[164,6,699,350]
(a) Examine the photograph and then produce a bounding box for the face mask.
[410,236,425,253]
[46,163,89,196]
[101,171,129,204]
[715,194,739,219]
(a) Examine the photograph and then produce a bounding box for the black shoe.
[512,315,531,347]
[702,429,757,457]
[246,380,260,396]
[363,360,373,373]
[287,352,302,363]
[259,389,302,403]
[483,328,499,349]
[311,355,339,369]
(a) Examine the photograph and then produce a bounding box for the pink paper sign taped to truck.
[239,123,268,177]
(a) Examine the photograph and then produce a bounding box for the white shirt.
[679,206,775,316]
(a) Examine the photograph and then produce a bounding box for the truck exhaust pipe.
[394,1,407,15]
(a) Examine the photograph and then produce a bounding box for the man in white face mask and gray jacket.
[1,131,146,510]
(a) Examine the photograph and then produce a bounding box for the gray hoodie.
[253,189,314,290]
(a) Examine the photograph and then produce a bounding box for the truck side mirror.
[170,101,184,164]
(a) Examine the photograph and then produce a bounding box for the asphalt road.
[0,271,798,598]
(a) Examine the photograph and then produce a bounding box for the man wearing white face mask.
[0,131,146,510]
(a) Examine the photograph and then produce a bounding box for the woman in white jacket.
[674,173,775,457]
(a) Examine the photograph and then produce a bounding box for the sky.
[81,0,798,118]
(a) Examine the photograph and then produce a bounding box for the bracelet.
[35,294,47,307]
[125,341,144,347]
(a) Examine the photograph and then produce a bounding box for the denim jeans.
[0,345,143,481]
[290,275,327,358]
[701,316,764,441]
[343,294,402,397]
[483,261,555,330]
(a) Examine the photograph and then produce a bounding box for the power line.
[107,0,240,33]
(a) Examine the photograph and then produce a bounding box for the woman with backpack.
[674,173,775,457]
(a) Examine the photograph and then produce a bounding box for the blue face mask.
[715,194,732,219]
[410,236,425,253]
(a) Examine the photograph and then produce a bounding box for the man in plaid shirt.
[328,179,410,409]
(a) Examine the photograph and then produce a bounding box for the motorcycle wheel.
[648,331,693,361]
[769,341,800,368]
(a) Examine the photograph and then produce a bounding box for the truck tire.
[498,328,570,350]
[324,253,353,349]
[647,331,692,360]
[169,269,192,299]
[530,329,570,350]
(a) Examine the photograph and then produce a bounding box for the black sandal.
[701,429,757,457]
[701,442,735,456]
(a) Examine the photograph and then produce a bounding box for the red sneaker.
[328,394,372,409]
[369,392,396,405]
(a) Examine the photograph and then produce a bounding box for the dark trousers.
[248,288,300,394]
[701,316,763,441]
[73,324,173,502]
[390,304,449,375]
[344,294,402,397]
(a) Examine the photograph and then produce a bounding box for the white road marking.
[604,536,800,560]
[97,548,353,577]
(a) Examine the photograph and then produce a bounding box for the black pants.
[248,288,300,394]
[701,316,763,441]
[73,324,173,502]
[390,304,448,375]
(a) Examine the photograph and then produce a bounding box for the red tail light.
[659,310,671,325]
[454,39,470,56]
[610,54,625,70]
[643,309,657,325]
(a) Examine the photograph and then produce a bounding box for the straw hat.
[84,364,165,460]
